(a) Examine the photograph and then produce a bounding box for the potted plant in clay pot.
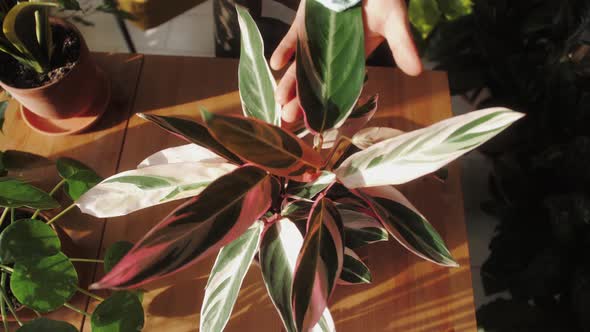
[0,0,111,136]
[0,152,145,331]
[74,4,525,331]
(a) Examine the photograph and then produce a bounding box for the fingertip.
[281,98,303,124]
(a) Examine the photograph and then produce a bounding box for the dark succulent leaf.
[104,241,134,274]
[297,0,365,133]
[56,157,103,200]
[92,166,272,289]
[10,252,78,312]
[0,178,59,209]
[91,291,145,332]
[292,197,344,331]
[138,113,242,164]
[16,318,78,332]
[0,219,61,264]
[201,109,323,182]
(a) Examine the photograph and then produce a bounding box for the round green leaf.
[56,157,103,201]
[0,178,59,209]
[91,291,144,332]
[16,317,78,332]
[104,241,134,274]
[0,219,61,264]
[10,252,78,312]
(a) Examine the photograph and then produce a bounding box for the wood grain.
[82,55,477,332]
[0,53,144,329]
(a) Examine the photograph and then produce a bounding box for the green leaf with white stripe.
[336,108,524,188]
[200,221,263,332]
[338,208,388,248]
[287,171,336,200]
[339,248,371,285]
[236,5,281,126]
[260,218,336,332]
[297,0,365,133]
[357,186,458,267]
[76,161,236,218]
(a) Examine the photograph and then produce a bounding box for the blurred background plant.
[412,0,590,330]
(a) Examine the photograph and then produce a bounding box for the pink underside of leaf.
[293,195,344,330]
[92,169,272,290]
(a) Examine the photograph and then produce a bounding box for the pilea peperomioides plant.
[0,152,145,332]
[76,2,523,331]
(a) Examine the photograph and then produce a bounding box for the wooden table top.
[0,53,477,332]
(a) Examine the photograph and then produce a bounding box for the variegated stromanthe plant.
[77,2,523,331]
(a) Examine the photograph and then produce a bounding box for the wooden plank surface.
[0,53,144,330]
[83,55,477,332]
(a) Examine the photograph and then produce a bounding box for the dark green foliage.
[421,0,590,331]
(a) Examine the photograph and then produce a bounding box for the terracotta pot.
[0,18,109,120]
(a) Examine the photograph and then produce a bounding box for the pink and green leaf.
[339,248,371,285]
[355,186,458,267]
[91,166,272,290]
[138,113,242,164]
[259,218,335,332]
[292,197,344,331]
[201,109,323,182]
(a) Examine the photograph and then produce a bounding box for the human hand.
[271,0,423,127]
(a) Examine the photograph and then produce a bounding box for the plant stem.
[9,209,13,224]
[0,286,21,326]
[0,266,13,274]
[32,179,67,220]
[70,258,104,264]
[33,310,41,318]
[46,203,76,226]
[0,209,8,229]
[63,303,91,317]
[76,287,104,302]
[0,274,8,332]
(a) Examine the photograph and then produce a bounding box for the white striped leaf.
[236,5,281,126]
[259,218,335,332]
[352,127,405,150]
[138,144,226,168]
[297,0,365,133]
[292,197,344,331]
[200,221,263,332]
[357,186,458,267]
[339,248,371,285]
[76,161,236,218]
[287,171,336,200]
[338,208,388,248]
[336,108,524,188]
[92,166,272,289]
